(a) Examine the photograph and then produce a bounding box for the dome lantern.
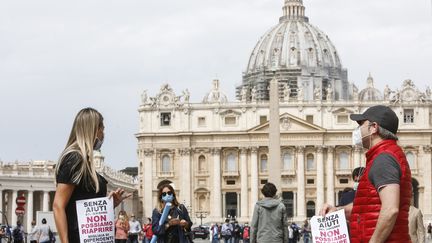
[280,0,308,22]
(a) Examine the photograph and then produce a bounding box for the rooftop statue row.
[140,76,431,108]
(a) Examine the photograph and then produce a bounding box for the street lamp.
[195,211,208,226]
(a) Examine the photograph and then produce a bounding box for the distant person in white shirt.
[38,218,51,243]
[28,220,39,243]
[128,214,142,243]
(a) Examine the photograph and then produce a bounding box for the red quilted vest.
[349,140,412,243]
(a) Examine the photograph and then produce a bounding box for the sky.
[0,0,431,170]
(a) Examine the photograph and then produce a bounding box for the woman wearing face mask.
[53,107,131,243]
[152,184,193,243]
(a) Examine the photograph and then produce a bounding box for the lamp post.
[195,211,208,226]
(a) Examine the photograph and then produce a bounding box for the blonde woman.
[115,210,130,243]
[53,107,130,243]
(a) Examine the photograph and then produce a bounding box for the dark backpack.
[13,227,23,240]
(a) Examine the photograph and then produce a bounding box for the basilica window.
[198,117,206,127]
[198,155,207,172]
[282,191,294,218]
[306,154,315,171]
[306,201,315,218]
[406,152,415,169]
[260,116,267,124]
[260,154,268,172]
[283,152,294,170]
[337,115,349,124]
[403,109,414,123]
[338,152,349,170]
[226,153,236,172]
[224,116,237,126]
[161,155,171,172]
[306,115,314,124]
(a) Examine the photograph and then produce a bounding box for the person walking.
[53,108,131,243]
[12,221,24,243]
[232,221,241,243]
[38,218,51,243]
[142,218,153,243]
[320,105,412,243]
[129,214,142,243]
[115,211,130,243]
[242,223,250,243]
[221,219,233,243]
[409,200,425,243]
[301,220,311,243]
[427,223,432,240]
[211,223,220,243]
[152,183,193,243]
[250,182,288,243]
[28,220,39,243]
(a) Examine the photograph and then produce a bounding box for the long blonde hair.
[55,107,104,192]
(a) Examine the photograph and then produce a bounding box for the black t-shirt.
[368,153,401,191]
[56,152,108,242]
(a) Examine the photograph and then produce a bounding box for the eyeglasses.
[161,191,173,197]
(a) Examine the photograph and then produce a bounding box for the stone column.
[422,145,432,219]
[143,149,154,217]
[212,148,222,221]
[296,146,306,220]
[180,148,192,208]
[12,190,18,227]
[353,146,362,169]
[236,192,240,219]
[43,191,50,212]
[26,190,34,232]
[240,147,249,219]
[326,146,335,205]
[0,190,3,224]
[222,192,226,218]
[250,147,259,217]
[316,146,324,215]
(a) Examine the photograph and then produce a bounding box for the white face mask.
[353,182,359,190]
[352,126,363,147]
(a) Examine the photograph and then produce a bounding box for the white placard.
[76,197,115,243]
[310,209,350,243]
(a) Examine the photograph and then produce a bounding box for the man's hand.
[319,203,338,217]
[179,219,188,227]
[108,188,132,207]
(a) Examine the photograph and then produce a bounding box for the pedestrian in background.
[38,218,51,243]
[142,217,153,243]
[302,220,311,243]
[53,107,131,243]
[115,210,130,243]
[221,219,233,243]
[250,182,288,243]
[409,194,425,243]
[129,214,142,243]
[28,220,39,243]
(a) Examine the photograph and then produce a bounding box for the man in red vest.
[320,105,412,243]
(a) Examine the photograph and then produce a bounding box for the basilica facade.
[136,0,432,224]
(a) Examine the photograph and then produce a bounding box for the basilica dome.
[358,74,383,101]
[245,0,342,74]
[238,0,351,101]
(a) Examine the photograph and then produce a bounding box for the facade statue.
[383,85,391,101]
[251,86,257,102]
[353,84,358,101]
[314,86,321,100]
[326,85,333,101]
[182,89,190,103]
[426,86,431,100]
[141,90,148,104]
[297,86,304,101]
[241,86,248,102]
[283,84,291,102]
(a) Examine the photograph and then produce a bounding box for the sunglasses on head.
[161,191,173,197]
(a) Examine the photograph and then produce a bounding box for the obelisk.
[268,75,281,189]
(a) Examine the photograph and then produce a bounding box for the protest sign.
[76,197,115,243]
[310,209,350,243]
